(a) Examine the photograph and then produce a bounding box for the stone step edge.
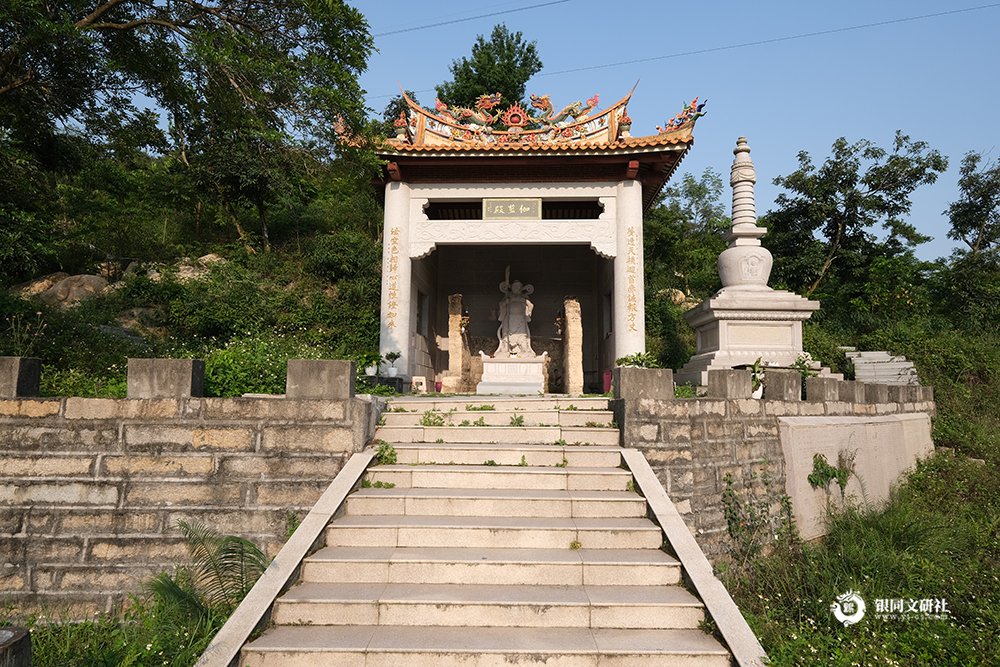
[304,546,680,566]
[366,464,631,474]
[276,582,704,609]
[242,626,731,659]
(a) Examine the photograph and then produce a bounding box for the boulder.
[8,272,70,298]
[38,274,108,308]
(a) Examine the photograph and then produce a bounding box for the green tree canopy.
[946,150,1000,258]
[435,24,542,109]
[0,0,374,148]
[761,132,947,297]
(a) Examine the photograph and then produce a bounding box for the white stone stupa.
[674,137,822,387]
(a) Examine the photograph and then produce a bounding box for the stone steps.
[392,442,622,467]
[241,395,732,666]
[346,487,647,518]
[385,397,612,412]
[241,625,730,667]
[323,515,663,550]
[363,464,632,491]
[272,582,706,628]
[381,409,614,427]
[300,547,683,586]
[842,348,921,385]
[375,425,620,445]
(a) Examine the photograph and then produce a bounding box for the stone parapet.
[285,359,355,400]
[0,394,380,613]
[612,367,936,558]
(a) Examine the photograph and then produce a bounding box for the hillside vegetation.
[2,8,999,659]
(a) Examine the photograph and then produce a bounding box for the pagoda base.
[477,353,547,395]
[674,288,821,387]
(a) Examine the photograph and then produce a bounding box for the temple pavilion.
[372,88,705,393]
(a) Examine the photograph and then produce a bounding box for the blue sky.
[356,0,1000,262]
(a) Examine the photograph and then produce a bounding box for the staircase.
[240,396,732,666]
[841,348,920,385]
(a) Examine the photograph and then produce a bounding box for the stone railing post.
[865,383,889,404]
[126,358,205,399]
[806,377,840,402]
[0,357,41,398]
[563,297,584,395]
[707,369,751,399]
[286,360,355,400]
[764,370,801,401]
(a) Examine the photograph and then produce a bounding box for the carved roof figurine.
[656,97,707,134]
[384,84,706,150]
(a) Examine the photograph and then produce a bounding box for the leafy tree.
[379,91,418,137]
[645,168,729,298]
[435,24,542,109]
[946,150,1000,258]
[0,0,374,145]
[761,132,947,297]
[643,169,729,368]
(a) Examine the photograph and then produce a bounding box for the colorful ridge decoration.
[656,97,707,134]
[391,86,704,147]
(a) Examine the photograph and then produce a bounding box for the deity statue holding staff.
[495,266,535,356]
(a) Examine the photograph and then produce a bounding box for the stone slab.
[286,359,354,400]
[778,413,934,540]
[0,357,41,398]
[127,358,204,399]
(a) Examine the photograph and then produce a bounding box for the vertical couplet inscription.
[626,227,639,332]
[387,226,401,329]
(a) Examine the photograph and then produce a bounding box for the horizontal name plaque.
[483,198,542,220]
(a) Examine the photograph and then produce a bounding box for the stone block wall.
[612,369,936,558]
[0,394,379,613]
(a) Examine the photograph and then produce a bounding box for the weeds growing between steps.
[721,452,1000,664]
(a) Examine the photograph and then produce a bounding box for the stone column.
[441,294,465,393]
[562,297,583,394]
[380,182,412,377]
[613,179,645,361]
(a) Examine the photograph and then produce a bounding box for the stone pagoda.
[674,137,822,386]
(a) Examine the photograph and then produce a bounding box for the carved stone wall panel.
[409,220,617,259]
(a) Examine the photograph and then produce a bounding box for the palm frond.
[175,519,268,609]
[146,571,209,619]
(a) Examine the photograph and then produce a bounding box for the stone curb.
[193,449,375,667]
[622,448,768,667]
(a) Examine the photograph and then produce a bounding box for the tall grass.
[725,452,1000,665]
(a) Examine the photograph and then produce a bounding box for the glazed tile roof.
[377,86,702,157]
[376,129,694,155]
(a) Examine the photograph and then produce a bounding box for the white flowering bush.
[203,331,328,396]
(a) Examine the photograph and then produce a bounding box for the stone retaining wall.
[611,367,936,558]
[0,394,379,613]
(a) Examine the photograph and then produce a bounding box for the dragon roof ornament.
[387,84,704,149]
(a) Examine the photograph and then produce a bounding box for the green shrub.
[726,453,1000,664]
[203,332,326,397]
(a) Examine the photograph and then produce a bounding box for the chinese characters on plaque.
[386,227,400,329]
[626,227,639,332]
[482,198,542,220]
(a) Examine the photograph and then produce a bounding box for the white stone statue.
[495,266,535,356]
